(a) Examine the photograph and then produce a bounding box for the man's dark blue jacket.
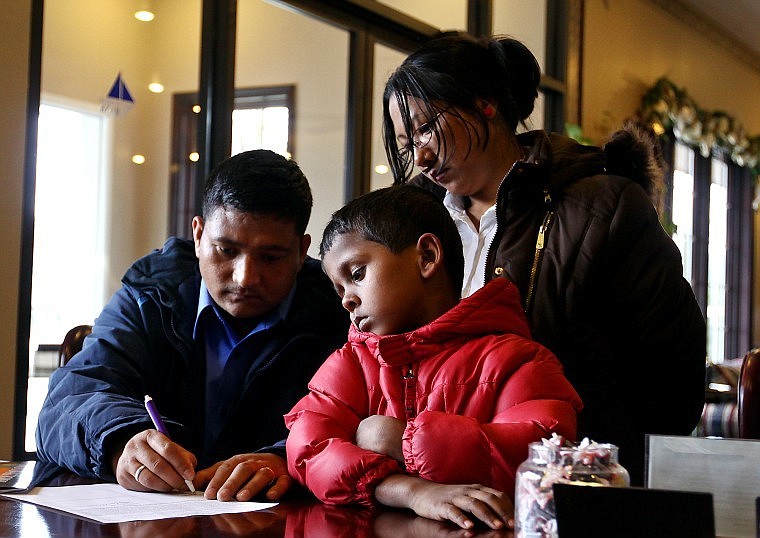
[36,237,349,479]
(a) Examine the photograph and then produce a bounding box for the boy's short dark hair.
[320,184,464,293]
[202,149,313,235]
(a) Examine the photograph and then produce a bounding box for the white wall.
[583,0,760,142]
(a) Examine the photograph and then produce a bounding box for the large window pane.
[28,102,107,452]
[672,142,695,284]
[707,159,728,362]
[237,0,349,253]
[41,0,201,291]
[26,0,202,454]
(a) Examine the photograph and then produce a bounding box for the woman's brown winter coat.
[412,124,706,485]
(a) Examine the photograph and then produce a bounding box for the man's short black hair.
[202,149,313,235]
[320,184,464,293]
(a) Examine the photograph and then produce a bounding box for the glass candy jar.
[514,436,630,538]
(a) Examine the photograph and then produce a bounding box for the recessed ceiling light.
[134,0,155,22]
[134,10,155,22]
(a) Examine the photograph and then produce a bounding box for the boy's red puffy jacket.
[285,277,582,506]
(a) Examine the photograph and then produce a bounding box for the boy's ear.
[416,233,444,279]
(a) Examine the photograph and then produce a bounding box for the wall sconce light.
[132,154,146,165]
[148,82,165,93]
[134,0,155,22]
[374,164,389,175]
[188,152,200,162]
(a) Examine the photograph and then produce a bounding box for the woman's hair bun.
[490,37,541,122]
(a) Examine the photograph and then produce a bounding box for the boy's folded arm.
[286,408,401,506]
[403,411,498,484]
[404,385,579,487]
[284,347,409,505]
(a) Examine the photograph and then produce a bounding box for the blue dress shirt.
[194,280,296,452]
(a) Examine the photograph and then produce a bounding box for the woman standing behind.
[382,32,705,485]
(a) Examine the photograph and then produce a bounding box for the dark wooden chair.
[738,348,760,439]
[58,324,92,367]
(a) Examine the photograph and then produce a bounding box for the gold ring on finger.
[259,466,276,485]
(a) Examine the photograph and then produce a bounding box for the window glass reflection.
[236,0,349,254]
[27,0,202,454]
[372,44,407,191]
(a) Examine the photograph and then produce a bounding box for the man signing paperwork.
[36,150,349,502]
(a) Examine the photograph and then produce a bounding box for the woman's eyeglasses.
[399,108,449,158]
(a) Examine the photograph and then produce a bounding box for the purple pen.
[144,395,169,435]
[143,395,196,492]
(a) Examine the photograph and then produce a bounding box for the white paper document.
[647,435,760,538]
[1,483,277,523]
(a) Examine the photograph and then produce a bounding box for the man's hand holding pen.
[112,429,198,493]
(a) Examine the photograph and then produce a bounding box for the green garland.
[638,77,760,178]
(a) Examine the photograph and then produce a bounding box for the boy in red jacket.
[285,185,582,530]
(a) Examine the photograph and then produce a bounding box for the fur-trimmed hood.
[521,121,665,203]
[603,120,665,199]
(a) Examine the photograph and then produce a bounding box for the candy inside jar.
[514,434,630,538]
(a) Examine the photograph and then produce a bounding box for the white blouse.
[443,192,498,298]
